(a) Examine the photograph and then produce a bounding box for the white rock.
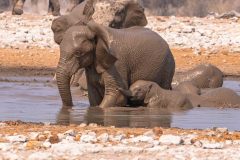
[57,133,65,141]
[233,140,240,145]
[201,140,224,149]
[130,135,154,143]
[97,133,109,143]
[159,135,183,145]
[0,143,12,152]
[0,122,6,127]
[27,152,52,160]
[79,123,87,127]
[64,129,77,136]
[182,134,197,145]
[28,132,40,140]
[1,152,20,160]
[88,123,98,127]
[214,127,228,133]
[6,135,28,143]
[143,130,155,137]
[42,141,52,148]
[80,132,97,143]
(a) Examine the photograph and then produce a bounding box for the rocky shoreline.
[0,121,240,159]
[0,11,240,55]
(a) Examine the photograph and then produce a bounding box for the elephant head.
[119,80,153,104]
[109,0,147,29]
[56,21,117,107]
[51,0,94,44]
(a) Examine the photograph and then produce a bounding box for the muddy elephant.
[56,20,175,108]
[172,64,224,89]
[120,80,193,111]
[174,82,240,108]
[188,87,240,108]
[12,0,60,15]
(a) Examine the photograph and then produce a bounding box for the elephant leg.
[99,66,127,108]
[48,0,60,16]
[85,66,104,106]
[31,0,38,13]
[160,52,175,90]
[12,0,25,15]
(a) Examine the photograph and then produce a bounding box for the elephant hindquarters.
[158,50,175,90]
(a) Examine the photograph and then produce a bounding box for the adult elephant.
[12,0,60,15]
[51,0,148,87]
[56,21,175,108]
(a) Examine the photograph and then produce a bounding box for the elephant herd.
[50,0,240,111]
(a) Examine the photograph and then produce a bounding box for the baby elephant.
[119,80,193,111]
[172,64,224,89]
[175,82,240,108]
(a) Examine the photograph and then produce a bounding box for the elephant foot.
[99,94,127,108]
[12,8,23,15]
[52,11,61,16]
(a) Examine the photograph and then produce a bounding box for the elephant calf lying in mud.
[176,82,240,108]
[120,80,240,109]
[172,64,224,89]
[119,80,193,111]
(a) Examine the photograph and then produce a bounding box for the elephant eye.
[74,51,82,58]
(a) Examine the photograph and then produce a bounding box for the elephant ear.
[143,84,153,104]
[87,20,117,73]
[82,0,95,20]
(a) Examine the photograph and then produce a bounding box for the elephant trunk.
[56,63,73,107]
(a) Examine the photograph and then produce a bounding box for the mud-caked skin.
[56,21,175,108]
[120,80,193,111]
[174,81,201,95]
[172,64,224,89]
[188,88,240,108]
[174,82,240,108]
[12,0,61,16]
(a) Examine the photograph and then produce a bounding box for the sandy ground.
[0,121,240,159]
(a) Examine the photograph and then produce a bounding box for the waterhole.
[0,77,240,131]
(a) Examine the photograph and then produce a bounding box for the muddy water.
[0,77,240,130]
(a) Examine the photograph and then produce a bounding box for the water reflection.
[57,106,175,128]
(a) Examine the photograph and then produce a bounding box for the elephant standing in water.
[56,18,175,108]
[12,0,60,15]
[51,0,148,87]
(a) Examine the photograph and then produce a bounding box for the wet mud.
[0,75,240,131]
